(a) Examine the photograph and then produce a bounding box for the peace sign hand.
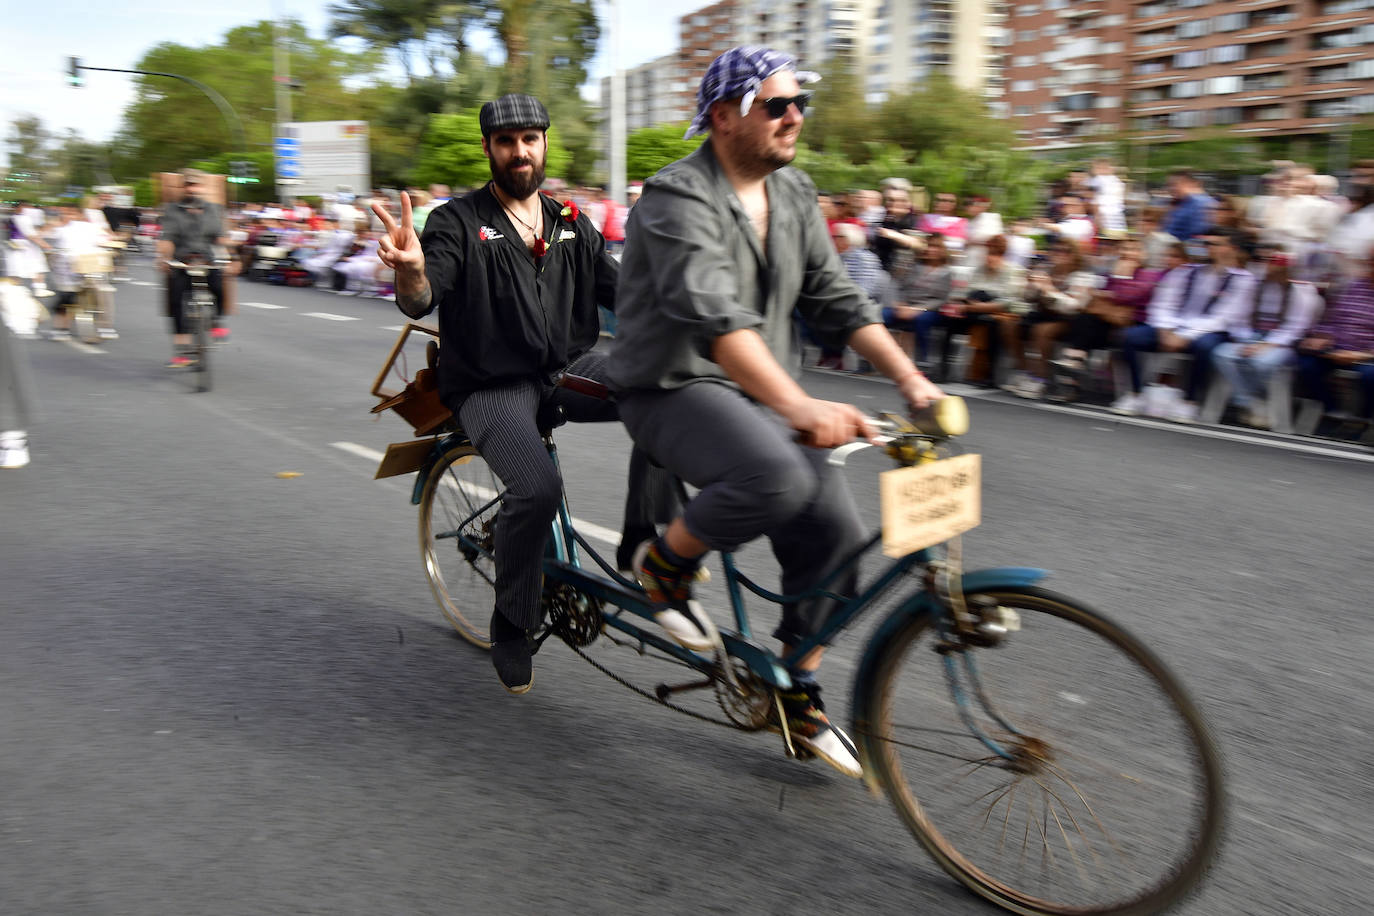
[372,192,425,277]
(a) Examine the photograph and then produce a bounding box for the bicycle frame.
[424,430,1051,718]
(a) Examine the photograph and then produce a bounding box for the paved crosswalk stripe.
[243,302,288,310]
[329,441,620,546]
[302,312,360,321]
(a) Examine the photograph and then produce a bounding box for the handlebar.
[829,397,970,468]
[167,258,231,279]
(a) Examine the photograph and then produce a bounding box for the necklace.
[495,187,543,247]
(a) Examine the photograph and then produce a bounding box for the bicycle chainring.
[545,583,603,648]
[715,659,773,731]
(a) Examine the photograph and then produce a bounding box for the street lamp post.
[607,0,626,205]
[65,58,248,153]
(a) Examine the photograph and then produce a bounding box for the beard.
[490,151,546,200]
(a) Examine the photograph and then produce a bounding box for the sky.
[2,0,707,165]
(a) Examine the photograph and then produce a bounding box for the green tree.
[113,21,389,181]
[327,0,445,82]
[804,52,874,162]
[876,76,1017,157]
[412,109,569,187]
[5,117,57,198]
[624,124,702,181]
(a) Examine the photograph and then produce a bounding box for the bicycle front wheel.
[417,444,504,648]
[862,586,1224,916]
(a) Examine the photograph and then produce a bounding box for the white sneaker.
[1110,392,1144,415]
[0,431,29,469]
[1001,369,1029,393]
[774,685,863,779]
[630,540,718,653]
[31,285,52,298]
[97,328,119,339]
[1243,406,1271,430]
[1169,400,1199,423]
[1143,383,1175,418]
[1015,376,1045,399]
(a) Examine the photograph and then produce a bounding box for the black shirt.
[418,185,617,408]
[872,211,918,274]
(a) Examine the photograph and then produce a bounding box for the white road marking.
[302,312,360,321]
[63,339,103,354]
[130,280,157,287]
[381,325,404,332]
[242,302,288,310]
[330,441,619,547]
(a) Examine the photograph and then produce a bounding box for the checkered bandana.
[684,46,820,139]
[479,94,551,137]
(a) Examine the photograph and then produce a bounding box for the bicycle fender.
[849,567,1048,793]
[410,434,470,505]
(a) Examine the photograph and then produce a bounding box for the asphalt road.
[2,260,1371,915]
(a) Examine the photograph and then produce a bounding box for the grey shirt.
[159,197,225,262]
[607,141,880,391]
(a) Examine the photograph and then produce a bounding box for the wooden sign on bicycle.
[879,453,982,557]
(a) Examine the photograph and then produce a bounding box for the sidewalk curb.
[803,366,1374,465]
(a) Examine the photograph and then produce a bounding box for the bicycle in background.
[167,258,225,392]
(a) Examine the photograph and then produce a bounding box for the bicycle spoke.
[864,586,1224,914]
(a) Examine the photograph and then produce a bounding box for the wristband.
[898,369,926,386]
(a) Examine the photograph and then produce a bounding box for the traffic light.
[67,57,83,87]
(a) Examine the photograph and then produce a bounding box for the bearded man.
[373,93,671,694]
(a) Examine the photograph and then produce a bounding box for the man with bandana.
[608,47,945,778]
[372,93,672,695]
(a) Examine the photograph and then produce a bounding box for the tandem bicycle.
[369,334,1224,916]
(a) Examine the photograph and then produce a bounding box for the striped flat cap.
[479,94,551,136]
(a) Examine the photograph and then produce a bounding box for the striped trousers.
[456,352,675,631]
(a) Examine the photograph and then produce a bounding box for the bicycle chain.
[565,637,749,730]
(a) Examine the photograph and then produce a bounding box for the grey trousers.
[456,352,675,632]
[0,319,36,431]
[617,381,868,645]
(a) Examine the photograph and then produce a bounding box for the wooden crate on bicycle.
[370,322,456,478]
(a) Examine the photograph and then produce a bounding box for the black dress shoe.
[490,609,533,694]
[491,638,533,694]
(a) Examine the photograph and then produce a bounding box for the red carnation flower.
[560,200,579,223]
[534,238,548,257]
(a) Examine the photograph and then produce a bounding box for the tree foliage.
[624,124,702,181]
[412,110,569,189]
[112,21,393,183]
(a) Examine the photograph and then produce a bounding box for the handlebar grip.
[909,396,969,438]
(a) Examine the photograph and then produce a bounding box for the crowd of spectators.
[6,160,1373,445]
[817,159,1374,443]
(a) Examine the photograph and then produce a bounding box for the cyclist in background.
[158,169,229,369]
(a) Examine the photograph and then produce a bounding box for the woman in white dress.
[7,202,51,297]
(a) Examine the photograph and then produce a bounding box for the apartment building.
[602,0,1013,135]
[865,0,1011,106]
[1004,0,1374,150]
[679,0,742,115]
[599,53,692,132]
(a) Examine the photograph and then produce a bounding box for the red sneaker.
[211,327,230,341]
[166,355,193,369]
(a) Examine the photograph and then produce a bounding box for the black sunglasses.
[757,92,812,119]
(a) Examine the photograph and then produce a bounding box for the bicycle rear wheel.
[417,443,504,647]
[861,586,1224,916]
[191,295,211,392]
